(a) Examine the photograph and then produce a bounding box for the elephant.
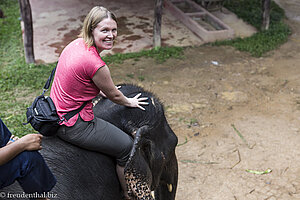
[0,84,178,200]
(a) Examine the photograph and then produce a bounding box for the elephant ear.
[125,125,154,200]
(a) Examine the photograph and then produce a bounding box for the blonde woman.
[50,6,148,199]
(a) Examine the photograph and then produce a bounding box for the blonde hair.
[79,6,117,48]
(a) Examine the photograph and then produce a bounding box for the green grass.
[0,0,23,70]
[102,46,184,64]
[0,0,56,136]
[214,0,291,57]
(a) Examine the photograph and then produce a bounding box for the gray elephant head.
[93,84,178,199]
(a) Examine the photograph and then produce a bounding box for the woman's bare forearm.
[106,89,131,106]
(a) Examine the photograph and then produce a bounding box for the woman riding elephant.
[50,6,148,200]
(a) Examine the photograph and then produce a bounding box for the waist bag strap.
[42,67,56,95]
[59,101,88,124]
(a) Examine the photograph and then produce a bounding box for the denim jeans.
[0,118,56,194]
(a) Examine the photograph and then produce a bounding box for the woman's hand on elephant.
[18,134,43,151]
[127,93,149,110]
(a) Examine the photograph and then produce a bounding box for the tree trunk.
[19,0,35,63]
[262,0,271,30]
[0,8,4,18]
[153,0,163,48]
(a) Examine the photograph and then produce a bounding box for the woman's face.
[92,18,117,52]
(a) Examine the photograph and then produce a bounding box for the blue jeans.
[0,118,56,194]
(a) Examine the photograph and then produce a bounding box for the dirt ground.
[29,1,299,199]
[107,14,300,200]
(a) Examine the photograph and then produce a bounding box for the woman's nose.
[107,31,113,37]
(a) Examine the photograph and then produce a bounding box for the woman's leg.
[57,116,133,198]
[116,165,131,199]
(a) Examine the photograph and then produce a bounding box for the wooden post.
[0,8,4,18]
[19,0,35,63]
[153,0,163,48]
[261,0,271,30]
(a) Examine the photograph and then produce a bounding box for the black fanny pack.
[24,67,86,136]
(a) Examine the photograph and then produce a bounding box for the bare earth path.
[109,9,300,199]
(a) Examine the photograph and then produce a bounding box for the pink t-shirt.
[50,38,106,126]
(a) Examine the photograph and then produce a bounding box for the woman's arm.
[92,65,148,110]
[0,134,43,166]
[99,86,121,98]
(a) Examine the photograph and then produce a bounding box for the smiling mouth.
[103,40,113,44]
